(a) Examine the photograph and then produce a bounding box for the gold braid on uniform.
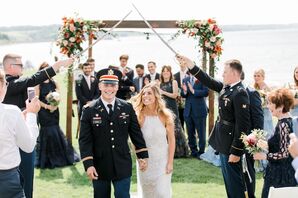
[135,148,148,153]
[82,156,93,162]
[193,67,201,76]
[231,146,243,151]
[44,69,51,80]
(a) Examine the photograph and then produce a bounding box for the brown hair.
[293,66,298,86]
[87,58,95,63]
[225,59,243,75]
[267,88,294,113]
[119,54,129,61]
[160,65,173,83]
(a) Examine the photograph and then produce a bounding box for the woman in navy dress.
[35,62,79,169]
[253,88,297,198]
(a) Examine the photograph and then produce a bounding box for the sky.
[0,0,298,27]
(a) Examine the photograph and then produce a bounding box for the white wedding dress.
[137,116,172,198]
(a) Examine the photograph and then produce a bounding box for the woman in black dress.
[253,88,297,198]
[35,62,79,169]
[160,65,189,158]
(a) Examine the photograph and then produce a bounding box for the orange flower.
[207,18,216,24]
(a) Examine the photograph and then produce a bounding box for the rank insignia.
[242,104,247,108]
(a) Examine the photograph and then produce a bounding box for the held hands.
[175,55,195,69]
[138,158,148,172]
[182,83,187,93]
[289,133,298,158]
[86,166,98,180]
[253,152,267,160]
[129,86,135,92]
[228,154,241,163]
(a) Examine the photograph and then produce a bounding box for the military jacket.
[189,66,250,156]
[79,98,148,180]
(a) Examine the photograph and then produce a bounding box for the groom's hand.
[87,166,98,180]
[138,158,148,172]
[176,55,195,69]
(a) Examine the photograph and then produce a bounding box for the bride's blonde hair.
[132,82,173,125]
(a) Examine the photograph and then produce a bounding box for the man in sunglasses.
[2,53,73,198]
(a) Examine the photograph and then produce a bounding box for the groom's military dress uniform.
[79,68,148,198]
[189,65,251,198]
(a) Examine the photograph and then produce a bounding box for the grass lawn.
[22,69,265,197]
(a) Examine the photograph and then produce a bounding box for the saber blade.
[132,3,178,55]
[74,10,133,58]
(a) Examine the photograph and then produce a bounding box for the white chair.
[268,186,298,198]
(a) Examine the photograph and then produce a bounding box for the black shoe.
[198,151,205,155]
[191,152,198,158]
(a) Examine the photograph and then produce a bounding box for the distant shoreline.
[1,23,298,45]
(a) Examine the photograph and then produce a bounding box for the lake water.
[1,28,298,86]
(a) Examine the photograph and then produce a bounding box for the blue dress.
[35,81,80,169]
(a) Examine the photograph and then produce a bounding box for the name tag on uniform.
[92,117,102,124]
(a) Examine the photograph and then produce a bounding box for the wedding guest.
[75,62,99,119]
[174,62,188,129]
[0,69,40,198]
[117,54,135,100]
[144,61,160,85]
[79,68,148,198]
[133,64,146,93]
[253,69,274,139]
[133,82,175,198]
[160,65,189,158]
[289,66,298,116]
[288,133,298,183]
[253,88,297,198]
[177,55,250,198]
[86,58,97,77]
[35,62,80,169]
[181,72,208,158]
[2,53,73,198]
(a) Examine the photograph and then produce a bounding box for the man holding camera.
[2,53,73,198]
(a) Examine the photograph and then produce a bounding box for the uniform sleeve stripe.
[82,156,93,162]
[135,148,148,153]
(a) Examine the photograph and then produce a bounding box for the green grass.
[22,69,265,197]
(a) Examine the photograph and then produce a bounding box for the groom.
[79,68,149,198]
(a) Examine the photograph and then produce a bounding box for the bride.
[133,82,175,198]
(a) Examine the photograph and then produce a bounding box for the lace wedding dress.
[137,116,172,198]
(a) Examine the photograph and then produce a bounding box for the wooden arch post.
[65,20,216,142]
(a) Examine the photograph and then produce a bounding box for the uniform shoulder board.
[237,86,246,92]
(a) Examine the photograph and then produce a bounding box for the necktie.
[87,76,91,89]
[107,104,113,117]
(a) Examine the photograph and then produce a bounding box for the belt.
[217,117,234,126]
[0,166,18,172]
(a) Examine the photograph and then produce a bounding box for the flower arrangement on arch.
[56,17,105,57]
[176,19,224,60]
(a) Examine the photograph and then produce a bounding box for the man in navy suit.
[75,62,99,119]
[133,64,145,93]
[181,74,209,158]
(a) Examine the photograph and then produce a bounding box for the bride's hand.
[166,162,173,174]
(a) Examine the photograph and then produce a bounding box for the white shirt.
[230,80,241,88]
[83,74,91,89]
[180,70,188,86]
[100,96,115,114]
[150,73,157,81]
[0,103,39,170]
[292,157,298,183]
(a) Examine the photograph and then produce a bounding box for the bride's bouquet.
[46,91,60,112]
[240,129,268,154]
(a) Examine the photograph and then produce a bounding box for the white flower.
[69,37,76,42]
[205,41,211,48]
[62,40,68,46]
[210,36,216,42]
[52,92,60,101]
